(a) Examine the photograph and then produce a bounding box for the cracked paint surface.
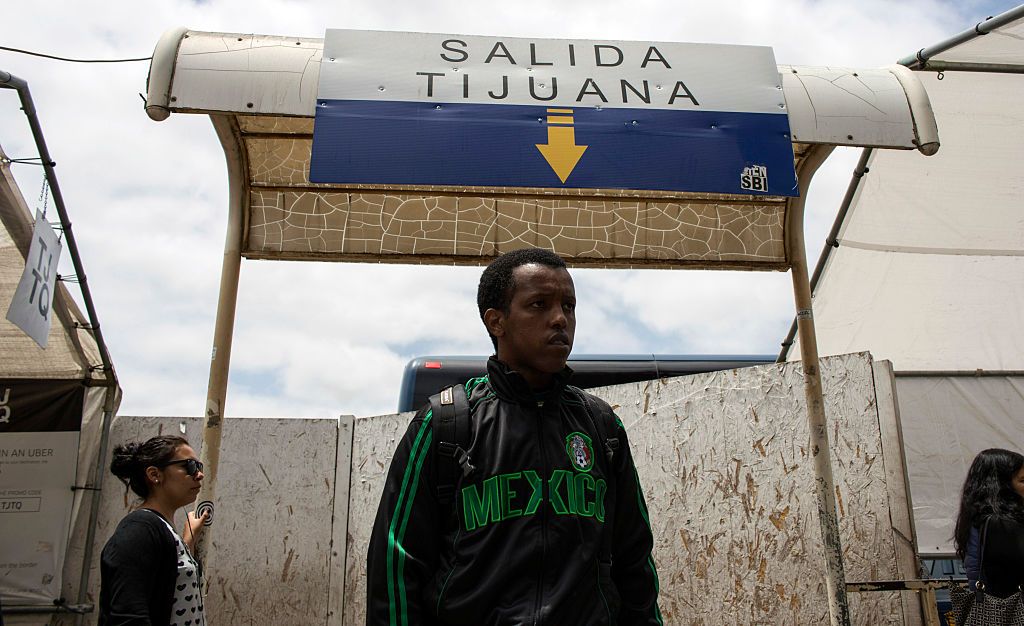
[247,187,786,265]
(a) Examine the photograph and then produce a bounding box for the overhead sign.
[311,30,797,196]
[0,379,84,605]
[6,211,62,349]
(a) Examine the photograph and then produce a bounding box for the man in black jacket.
[367,247,663,625]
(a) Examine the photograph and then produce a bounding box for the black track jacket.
[367,357,663,625]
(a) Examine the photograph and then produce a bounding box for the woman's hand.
[183,509,210,553]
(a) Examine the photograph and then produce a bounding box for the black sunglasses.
[160,458,204,476]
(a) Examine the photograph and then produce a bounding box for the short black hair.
[477,248,568,349]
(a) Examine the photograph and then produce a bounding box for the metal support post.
[191,115,247,570]
[787,144,852,626]
[73,388,117,626]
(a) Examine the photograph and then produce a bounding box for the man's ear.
[483,308,506,338]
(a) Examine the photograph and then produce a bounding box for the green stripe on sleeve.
[396,428,433,624]
[386,410,433,626]
[634,466,664,625]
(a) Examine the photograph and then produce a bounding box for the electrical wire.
[0,45,151,63]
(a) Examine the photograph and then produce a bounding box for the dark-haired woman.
[954,447,1024,598]
[99,435,209,626]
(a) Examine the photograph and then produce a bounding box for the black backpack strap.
[570,386,619,464]
[430,384,474,505]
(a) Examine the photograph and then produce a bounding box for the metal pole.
[897,4,1024,69]
[0,70,120,624]
[788,143,852,626]
[778,148,873,361]
[73,390,116,626]
[0,73,117,384]
[914,60,1024,74]
[191,114,246,570]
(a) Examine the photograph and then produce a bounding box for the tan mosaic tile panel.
[247,190,786,265]
[245,137,312,186]
[501,199,646,261]
[237,115,313,134]
[644,202,785,261]
[379,195,458,256]
[248,191,348,254]
[454,198,498,257]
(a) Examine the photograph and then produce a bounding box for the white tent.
[0,144,120,609]
[785,6,1024,556]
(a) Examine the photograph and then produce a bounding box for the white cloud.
[1,0,1006,418]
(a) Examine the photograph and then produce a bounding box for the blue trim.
[311,99,797,196]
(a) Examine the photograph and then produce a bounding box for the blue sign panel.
[311,31,797,197]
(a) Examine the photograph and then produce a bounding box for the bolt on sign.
[310,29,798,196]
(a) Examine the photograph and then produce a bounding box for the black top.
[366,357,662,625]
[981,515,1024,598]
[99,509,179,626]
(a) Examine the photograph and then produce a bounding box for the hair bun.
[109,442,142,479]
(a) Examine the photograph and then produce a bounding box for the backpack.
[428,383,620,507]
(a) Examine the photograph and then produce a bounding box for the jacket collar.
[487,355,574,406]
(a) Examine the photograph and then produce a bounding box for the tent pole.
[0,73,118,378]
[72,386,117,625]
[897,4,1024,69]
[0,70,120,623]
[778,147,873,362]
[788,144,852,626]
[192,114,246,569]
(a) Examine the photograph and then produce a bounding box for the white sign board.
[6,211,62,349]
[311,30,797,195]
[0,379,84,605]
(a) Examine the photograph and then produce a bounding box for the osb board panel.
[246,189,786,266]
[345,411,414,626]
[342,353,907,625]
[598,352,902,624]
[201,418,338,625]
[56,416,339,626]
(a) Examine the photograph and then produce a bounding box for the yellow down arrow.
[536,108,587,183]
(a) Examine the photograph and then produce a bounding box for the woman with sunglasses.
[99,435,209,626]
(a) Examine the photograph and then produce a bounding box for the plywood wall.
[58,353,916,625]
[57,417,339,626]
[343,352,917,625]
[600,352,911,624]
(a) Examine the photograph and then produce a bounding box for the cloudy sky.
[0,0,1014,418]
